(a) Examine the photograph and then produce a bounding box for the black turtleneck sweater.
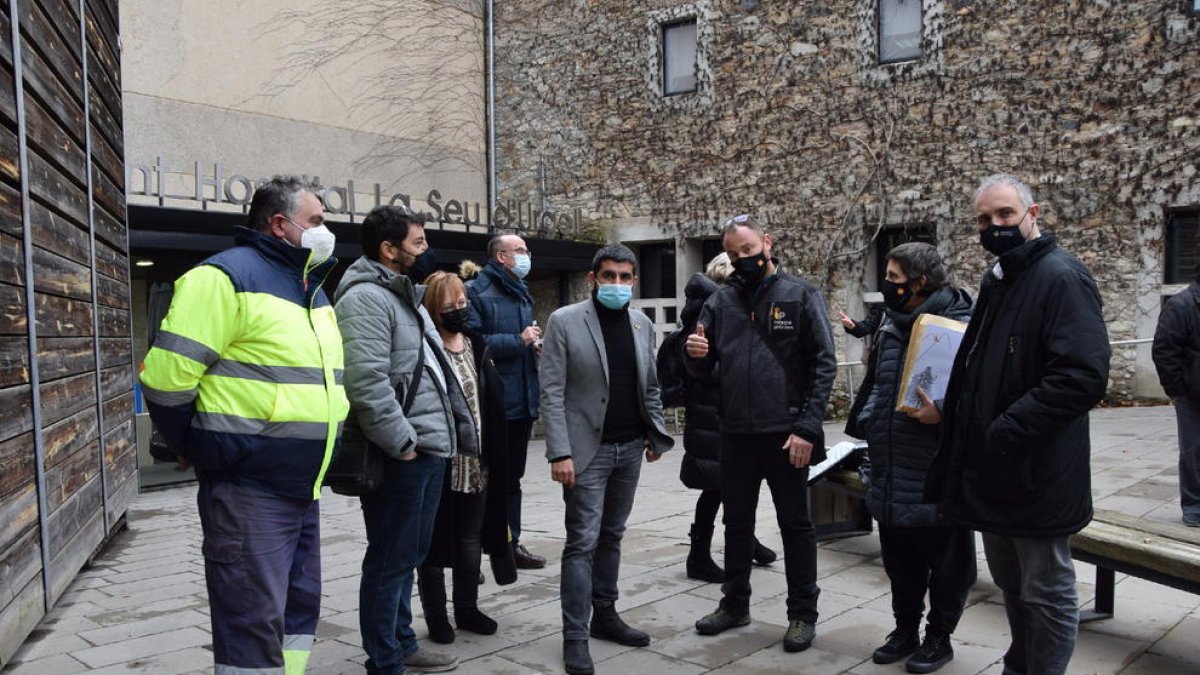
[594,298,646,443]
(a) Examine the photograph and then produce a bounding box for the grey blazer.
[539,298,674,474]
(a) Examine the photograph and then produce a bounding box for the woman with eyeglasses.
[416,271,516,644]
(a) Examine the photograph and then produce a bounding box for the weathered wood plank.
[47,484,103,604]
[0,384,32,441]
[84,1,119,88]
[100,389,131,433]
[31,0,81,62]
[91,195,125,250]
[24,92,86,183]
[0,335,30,388]
[36,336,94,380]
[34,291,93,337]
[98,363,130,401]
[27,147,87,228]
[30,198,89,267]
[18,37,84,147]
[32,246,92,301]
[45,471,100,553]
[19,0,84,109]
[98,336,129,370]
[0,61,16,129]
[85,40,119,128]
[1072,519,1200,585]
[93,240,126,282]
[104,419,135,486]
[0,480,37,561]
[38,371,94,427]
[106,472,136,530]
[0,574,44,670]
[0,527,41,613]
[89,120,122,192]
[96,305,126,338]
[86,83,121,159]
[0,124,18,184]
[42,406,96,470]
[1088,509,1200,548]
[91,153,124,219]
[0,6,12,71]
[0,283,27,335]
[96,272,128,310]
[0,181,21,238]
[0,432,34,499]
[45,438,99,512]
[0,232,22,286]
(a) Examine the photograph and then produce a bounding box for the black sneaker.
[872,627,919,664]
[782,619,815,652]
[906,631,953,674]
[695,608,751,635]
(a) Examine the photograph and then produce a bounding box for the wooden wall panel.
[1,0,130,663]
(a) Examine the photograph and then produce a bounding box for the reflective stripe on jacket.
[140,227,350,500]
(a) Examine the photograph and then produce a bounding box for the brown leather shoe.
[514,543,546,569]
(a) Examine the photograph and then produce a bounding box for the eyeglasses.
[721,214,759,231]
[502,248,531,256]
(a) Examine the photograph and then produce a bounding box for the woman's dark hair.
[885,242,949,290]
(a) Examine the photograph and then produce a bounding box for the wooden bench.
[1070,509,1200,621]
[810,466,872,540]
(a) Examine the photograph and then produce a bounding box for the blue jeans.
[359,453,447,675]
[983,533,1078,675]
[560,439,644,640]
[1174,396,1200,520]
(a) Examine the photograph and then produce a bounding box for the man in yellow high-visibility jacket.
[140,176,350,675]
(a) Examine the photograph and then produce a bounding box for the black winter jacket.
[1152,281,1200,399]
[927,235,1110,537]
[853,287,972,528]
[677,273,721,491]
[686,268,837,461]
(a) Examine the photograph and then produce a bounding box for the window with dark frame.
[638,242,677,300]
[1165,209,1200,284]
[878,0,923,64]
[662,18,698,96]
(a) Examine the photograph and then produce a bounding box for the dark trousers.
[418,490,488,614]
[878,525,977,635]
[506,417,535,545]
[695,489,721,527]
[359,454,447,675]
[197,480,320,673]
[560,439,644,640]
[1174,396,1200,519]
[719,432,819,622]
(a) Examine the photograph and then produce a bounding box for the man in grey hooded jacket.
[336,205,472,675]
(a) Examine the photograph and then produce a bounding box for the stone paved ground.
[4,406,1199,674]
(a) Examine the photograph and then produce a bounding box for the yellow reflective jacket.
[140,228,350,500]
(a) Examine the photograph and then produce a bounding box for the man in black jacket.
[1152,273,1200,527]
[927,175,1110,675]
[685,215,837,653]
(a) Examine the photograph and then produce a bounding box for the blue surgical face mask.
[511,253,532,279]
[595,283,632,310]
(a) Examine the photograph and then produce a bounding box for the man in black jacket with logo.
[1152,271,1200,527]
[685,215,837,653]
[927,174,1110,675]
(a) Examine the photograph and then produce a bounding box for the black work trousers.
[718,432,819,622]
[878,524,977,635]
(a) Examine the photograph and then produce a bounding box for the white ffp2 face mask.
[287,220,336,265]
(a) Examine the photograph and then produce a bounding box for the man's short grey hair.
[974,174,1035,208]
[246,176,320,232]
[592,243,638,275]
[705,252,733,283]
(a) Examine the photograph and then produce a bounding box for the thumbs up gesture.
[685,323,709,358]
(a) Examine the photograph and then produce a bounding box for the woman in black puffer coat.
[847,243,977,672]
[667,254,776,583]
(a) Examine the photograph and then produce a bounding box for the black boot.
[752,538,777,566]
[417,569,456,644]
[872,626,919,664]
[455,606,498,635]
[905,629,953,673]
[590,601,650,647]
[687,524,724,583]
[563,639,594,675]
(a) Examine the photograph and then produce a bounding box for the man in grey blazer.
[540,244,675,675]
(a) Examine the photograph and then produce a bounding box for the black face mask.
[439,307,472,334]
[732,252,769,286]
[979,224,1025,257]
[406,248,439,283]
[880,278,912,312]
